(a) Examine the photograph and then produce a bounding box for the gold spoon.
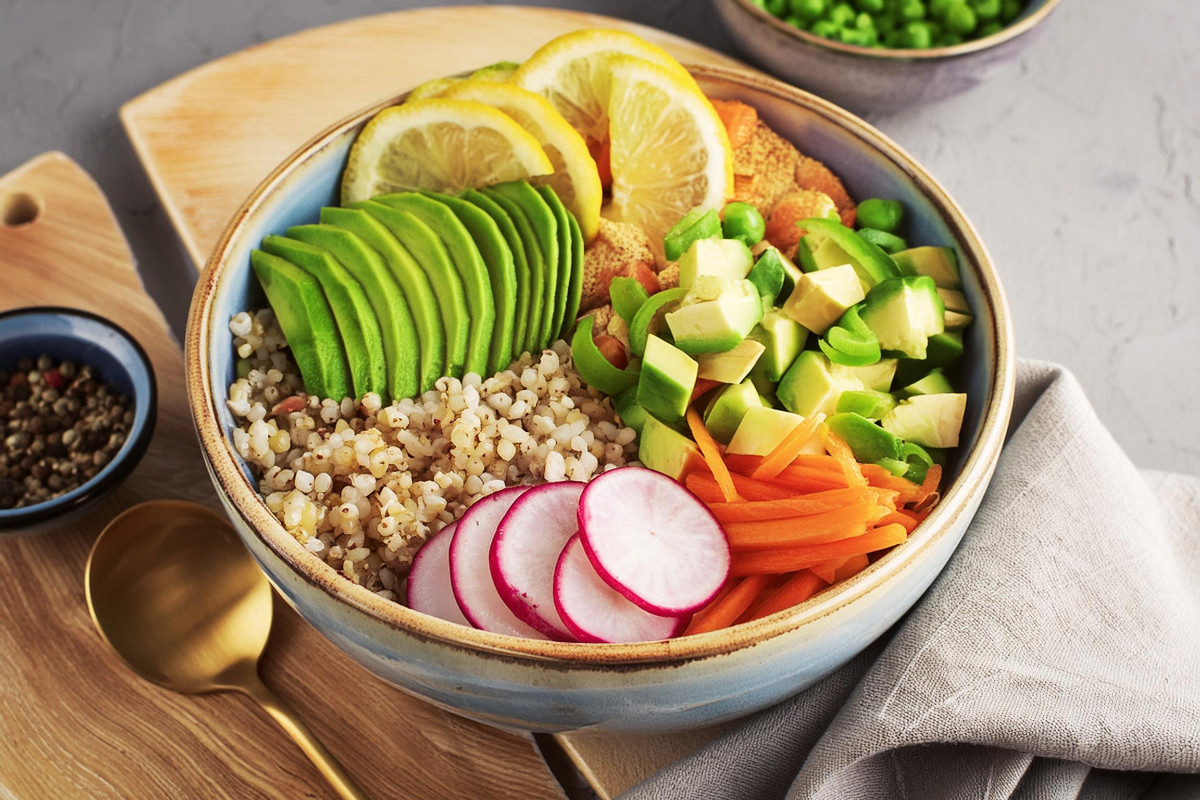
[85,499,369,800]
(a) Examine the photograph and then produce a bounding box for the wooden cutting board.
[120,7,755,797]
[0,152,566,800]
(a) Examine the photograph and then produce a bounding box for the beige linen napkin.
[621,359,1200,799]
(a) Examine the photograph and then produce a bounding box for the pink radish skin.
[491,482,583,641]
[554,533,688,643]
[449,486,548,639]
[406,522,470,627]
[578,466,730,616]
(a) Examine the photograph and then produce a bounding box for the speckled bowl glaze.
[714,0,1061,112]
[0,307,156,534]
[186,65,1015,733]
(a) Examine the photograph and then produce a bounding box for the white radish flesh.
[554,533,687,643]
[405,522,470,627]
[449,486,548,639]
[491,482,582,641]
[578,466,730,615]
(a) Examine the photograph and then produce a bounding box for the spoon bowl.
[85,499,369,800]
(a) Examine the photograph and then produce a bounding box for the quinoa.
[227,309,639,601]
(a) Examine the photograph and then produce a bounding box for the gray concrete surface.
[2,0,1197,475]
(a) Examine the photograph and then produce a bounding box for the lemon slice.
[604,54,733,260]
[512,28,698,146]
[442,80,602,242]
[341,99,554,205]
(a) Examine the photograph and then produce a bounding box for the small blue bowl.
[0,307,156,534]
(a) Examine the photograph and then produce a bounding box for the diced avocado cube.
[776,248,806,297]
[943,310,973,331]
[636,335,698,424]
[747,309,808,383]
[893,246,961,290]
[937,288,970,314]
[899,367,954,397]
[859,276,945,360]
[893,331,964,387]
[727,406,822,457]
[665,279,764,355]
[638,413,705,480]
[776,350,865,418]
[746,248,787,311]
[796,217,901,290]
[830,358,897,392]
[836,390,898,420]
[828,413,904,463]
[783,263,865,335]
[696,338,766,384]
[703,380,764,444]
[678,237,754,290]
[663,207,721,262]
[881,393,968,448]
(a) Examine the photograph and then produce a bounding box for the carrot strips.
[690,378,723,404]
[809,557,845,584]
[731,524,909,576]
[743,570,828,622]
[750,413,824,480]
[686,408,739,502]
[685,574,773,635]
[833,553,871,582]
[723,502,888,550]
[824,430,868,487]
[876,510,919,534]
[686,472,793,503]
[913,464,943,511]
[706,486,896,523]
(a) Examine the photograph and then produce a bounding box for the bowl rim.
[722,0,1062,60]
[0,305,158,529]
[186,62,1015,668]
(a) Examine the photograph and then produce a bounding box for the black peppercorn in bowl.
[0,307,156,534]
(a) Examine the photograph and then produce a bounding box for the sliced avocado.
[628,287,687,358]
[703,380,763,444]
[797,217,900,291]
[783,263,866,335]
[859,276,945,360]
[636,335,697,424]
[747,248,787,312]
[638,413,705,481]
[747,309,808,383]
[484,181,559,352]
[665,279,764,355]
[418,190,517,371]
[893,246,961,290]
[373,193,494,378]
[827,412,904,463]
[899,367,954,397]
[727,406,817,457]
[536,184,575,341]
[355,201,469,379]
[881,393,967,448]
[319,206,446,391]
[475,186,545,354]
[776,350,865,418]
[249,250,351,400]
[695,338,766,384]
[461,188,533,358]
[286,224,420,401]
[836,390,898,420]
[677,237,754,289]
[561,201,585,337]
[893,330,965,387]
[261,235,385,399]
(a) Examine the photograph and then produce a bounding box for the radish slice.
[491,482,583,641]
[449,486,548,639]
[406,522,470,627]
[554,533,688,643]
[578,466,730,615]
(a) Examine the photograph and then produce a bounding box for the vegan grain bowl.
[188,30,1013,732]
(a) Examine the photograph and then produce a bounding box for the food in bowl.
[225,29,973,645]
[750,0,1030,49]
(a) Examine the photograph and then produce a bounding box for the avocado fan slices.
[461,187,534,360]
[483,181,559,353]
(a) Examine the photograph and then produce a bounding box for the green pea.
[784,14,805,26]
[812,19,840,38]
[971,0,1001,20]
[721,202,766,248]
[936,31,965,45]
[904,20,933,47]
[899,0,927,21]
[790,0,828,19]
[855,0,885,12]
[838,26,874,46]
[977,20,1003,36]
[875,13,897,32]
[830,2,857,26]
[930,0,954,19]
[766,0,789,17]
[748,0,767,8]
[1000,0,1024,22]
[856,198,905,234]
[883,28,908,47]
[945,1,977,34]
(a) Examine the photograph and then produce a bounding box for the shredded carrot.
[690,378,723,404]
[725,452,841,477]
[809,557,845,584]
[709,98,759,151]
[762,465,851,493]
[731,524,908,576]
[750,413,825,480]
[860,465,922,503]
[744,570,828,622]
[706,486,894,523]
[833,553,871,582]
[824,430,868,488]
[686,408,739,502]
[723,502,887,550]
[685,574,772,635]
[686,472,792,503]
[913,464,943,511]
[876,510,919,534]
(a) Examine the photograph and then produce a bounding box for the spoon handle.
[241,672,371,800]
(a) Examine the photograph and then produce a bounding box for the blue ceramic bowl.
[186,65,1015,733]
[713,0,1062,113]
[0,307,156,534]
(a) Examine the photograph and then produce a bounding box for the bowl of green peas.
[713,0,1061,111]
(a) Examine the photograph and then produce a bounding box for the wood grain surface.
[0,152,566,800]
